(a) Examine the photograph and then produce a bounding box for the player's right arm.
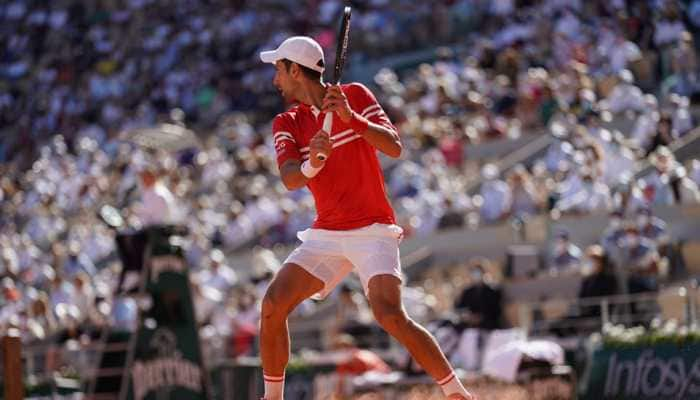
[279,159,307,190]
[274,115,331,190]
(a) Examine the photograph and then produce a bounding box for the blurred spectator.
[548,230,582,275]
[645,113,675,156]
[601,131,637,187]
[578,245,619,318]
[63,241,97,278]
[544,123,573,173]
[642,146,700,205]
[689,159,700,186]
[636,207,670,247]
[507,164,541,218]
[631,94,660,150]
[1,277,22,326]
[600,209,625,254]
[621,224,661,294]
[437,198,466,230]
[133,168,179,226]
[198,248,238,293]
[611,173,648,214]
[230,285,259,357]
[670,31,699,96]
[332,284,375,347]
[26,291,58,341]
[333,333,392,396]
[72,272,95,322]
[655,4,686,49]
[453,258,503,331]
[555,168,612,214]
[478,163,511,223]
[669,94,694,136]
[601,70,645,114]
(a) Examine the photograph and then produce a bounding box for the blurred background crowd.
[2,0,700,393]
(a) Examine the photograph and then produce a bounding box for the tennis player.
[258,36,474,400]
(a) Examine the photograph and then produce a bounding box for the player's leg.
[366,275,475,400]
[260,263,323,398]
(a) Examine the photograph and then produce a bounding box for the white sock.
[438,371,469,398]
[263,373,285,400]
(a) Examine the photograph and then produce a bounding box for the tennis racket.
[318,6,352,161]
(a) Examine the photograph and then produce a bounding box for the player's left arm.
[323,84,402,158]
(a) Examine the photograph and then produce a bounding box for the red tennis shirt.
[273,83,397,231]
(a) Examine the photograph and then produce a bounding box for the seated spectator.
[670,32,699,96]
[26,291,58,341]
[600,209,625,254]
[332,333,391,396]
[1,277,22,328]
[669,165,700,205]
[548,230,582,275]
[636,207,671,247]
[669,94,694,136]
[579,245,619,318]
[631,94,660,150]
[555,168,612,214]
[453,258,503,331]
[437,198,465,230]
[601,131,637,186]
[507,164,541,218]
[133,168,180,227]
[643,146,700,205]
[611,173,648,214]
[544,122,573,173]
[478,163,512,224]
[644,113,675,157]
[689,159,700,186]
[230,285,259,357]
[600,70,645,114]
[198,248,238,294]
[621,224,661,294]
[332,284,375,347]
[333,333,391,375]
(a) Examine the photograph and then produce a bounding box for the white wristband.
[301,160,323,178]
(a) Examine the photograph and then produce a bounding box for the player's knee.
[261,289,290,323]
[372,303,408,333]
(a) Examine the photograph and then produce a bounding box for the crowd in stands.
[2,0,700,381]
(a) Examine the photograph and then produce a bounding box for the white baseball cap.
[260,36,325,73]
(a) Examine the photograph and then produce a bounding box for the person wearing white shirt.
[507,165,540,218]
[689,159,700,187]
[478,164,512,224]
[669,94,694,136]
[556,171,612,214]
[642,146,700,205]
[631,95,660,149]
[654,15,685,48]
[198,249,237,293]
[601,70,645,114]
[612,175,648,215]
[544,122,573,173]
[133,168,179,226]
[600,133,636,187]
[608,35,642,74]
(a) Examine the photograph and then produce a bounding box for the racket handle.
[322,112,333,132]
[317,113,333,161]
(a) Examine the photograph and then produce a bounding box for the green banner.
[125,229,209,400]
[579,343,700,400]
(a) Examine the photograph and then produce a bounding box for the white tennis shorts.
[284,223,404,299]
